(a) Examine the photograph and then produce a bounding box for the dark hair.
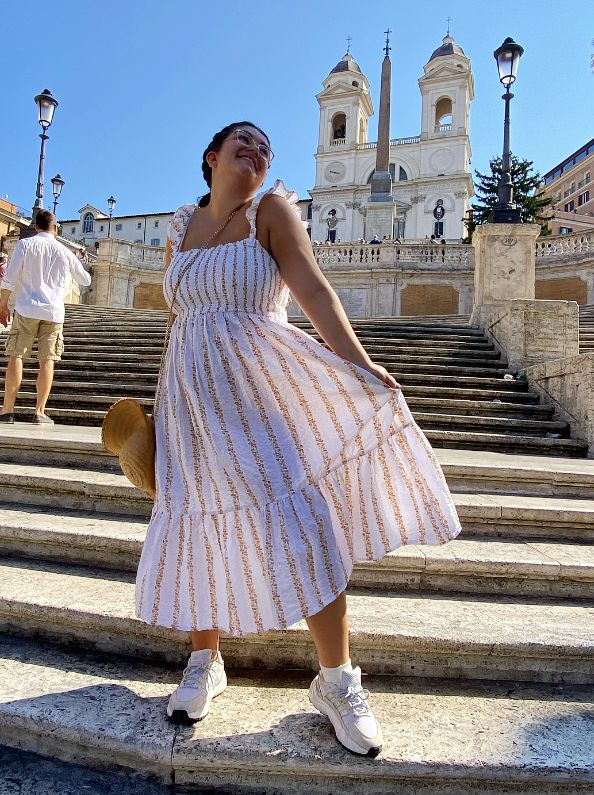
[198,121,270,208]
[35,209,56,231]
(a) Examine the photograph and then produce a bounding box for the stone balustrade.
[313,242,472,270]
[97,238,165,271]
[535,231,594,264]
[356,135,421,151]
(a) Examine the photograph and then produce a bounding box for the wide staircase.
[0,304,589,457]
[0,306,593,792]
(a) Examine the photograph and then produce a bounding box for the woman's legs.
[305,591,349,667]
[190,629,220,655]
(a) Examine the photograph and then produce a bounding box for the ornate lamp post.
[31,89,59,225]
[51,174,64,214]
[107,195,116,237]
[488,37,524,223]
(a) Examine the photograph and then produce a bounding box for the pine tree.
[463,154,552,239]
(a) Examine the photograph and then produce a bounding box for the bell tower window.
[435,97,453,132]
[331,113,346,141]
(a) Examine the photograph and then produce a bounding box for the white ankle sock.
[320,659,352,685]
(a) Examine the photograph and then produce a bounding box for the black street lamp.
[488,37,524,224]
[31,89,59,225]
[51,173,65,214]
[107,195,116,237]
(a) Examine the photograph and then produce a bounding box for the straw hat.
[102,398,156,500]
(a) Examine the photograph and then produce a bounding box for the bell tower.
[316,50,373,154]
[419,33,474,141]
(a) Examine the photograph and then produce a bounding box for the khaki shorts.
[4,312,64,361]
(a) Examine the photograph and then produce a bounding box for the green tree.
[463,154,552,240]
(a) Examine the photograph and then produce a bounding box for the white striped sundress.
[135,179,462,636]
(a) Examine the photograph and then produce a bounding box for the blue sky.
[1,0,592,219]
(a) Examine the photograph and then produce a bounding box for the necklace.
[198,202,246,249]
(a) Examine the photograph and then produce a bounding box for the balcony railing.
[435,123,453,134]
[330,138,346,147]
[97,238,165,271]
[356,135,421,151]
[536,231,594,262]
[313,242,472,269]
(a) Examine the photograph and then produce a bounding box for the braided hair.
[198,121,270,208]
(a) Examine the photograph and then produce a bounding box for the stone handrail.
[356,135,421,151]
[98,238,165,271]
[535,231,594,263]
[313,242,472,270]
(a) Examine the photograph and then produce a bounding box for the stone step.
[55,341,505,361]
[11,390,551,421]
[0,425,590,494]
[2,636,592,793]
[53,334,498,352]
[1,459,594,539]
[1,365,530,394]
[427,429,587,457]
[53,351,510,371]
[1,427,592,498]
[414,412,569,438]
[1,556,593,682]
[2,376,542,405]
[0,403,581,451]
[406,396,553,419]
[1,505,592,599]
[2,635,593,793]
[0,357,509,378]
[5,392,560,438]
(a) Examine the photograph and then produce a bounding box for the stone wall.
[133,283,167,310]
[526,354,594,457]
[401,284,459,316]
[480,299,579,373]
[535,276,587,304]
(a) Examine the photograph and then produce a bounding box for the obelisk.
[366,29,397,239]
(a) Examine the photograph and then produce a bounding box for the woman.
[135,122,462,757]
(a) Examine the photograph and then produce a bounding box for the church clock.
[324,162,346,183]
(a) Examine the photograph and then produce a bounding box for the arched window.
[435,97,453,130]
[83,212,94,233]
[368,164,408,183]
[332,113,346,141]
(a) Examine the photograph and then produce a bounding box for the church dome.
[330,52,363,75]
[429,34,466,61]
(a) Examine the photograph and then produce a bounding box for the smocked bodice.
[164,237,291,320]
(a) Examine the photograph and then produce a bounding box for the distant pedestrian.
[0,209,91,424]
[78,247,89,265]
[0,253,7,283]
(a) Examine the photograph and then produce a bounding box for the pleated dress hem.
[135,389,461,637]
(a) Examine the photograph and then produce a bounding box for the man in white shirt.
[0,209,91,425]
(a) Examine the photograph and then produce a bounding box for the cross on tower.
[384,28,391,57]
[446,16,453,35]
[346,35,352,54]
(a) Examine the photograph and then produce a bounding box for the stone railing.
[97,238,165,271]
[313,242,472,270]
[434,123,453,134]
[535,231,594,264]
[356,135,421,151]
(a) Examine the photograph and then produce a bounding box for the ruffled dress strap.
[167,203,196,255]
[246,179,302,239]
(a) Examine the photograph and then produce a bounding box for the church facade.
[309,35,474,244]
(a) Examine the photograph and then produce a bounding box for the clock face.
[325,162,346,183]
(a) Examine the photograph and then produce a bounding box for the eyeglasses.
[234,128,274,163]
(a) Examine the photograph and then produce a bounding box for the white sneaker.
[167,649,227,724]
[309,666,383,757]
